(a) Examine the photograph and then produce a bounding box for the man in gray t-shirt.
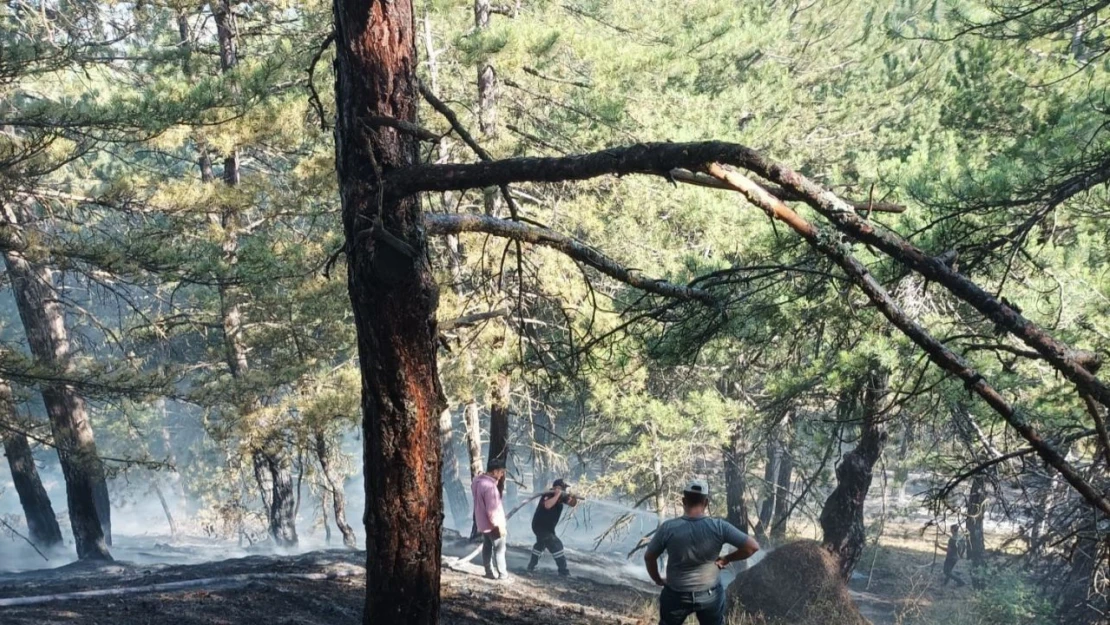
[644,479,760,625]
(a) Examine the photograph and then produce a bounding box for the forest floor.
[0,523,983,625]
[0,542,655,625]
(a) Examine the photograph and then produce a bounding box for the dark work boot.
[527,551,541,573]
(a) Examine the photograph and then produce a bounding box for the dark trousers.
[658,583,726,625]
[943,559,965,587]
[528,530,568,573]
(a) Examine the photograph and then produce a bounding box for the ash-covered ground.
[0,540,656,625]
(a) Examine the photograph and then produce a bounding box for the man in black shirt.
[527,478,579,576]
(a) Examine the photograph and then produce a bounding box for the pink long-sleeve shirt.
[471,473,505,533]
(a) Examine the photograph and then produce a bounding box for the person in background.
[943,524,967,587]
[472,458,509,581]
[644,479,760,625]
[527,478,579,576]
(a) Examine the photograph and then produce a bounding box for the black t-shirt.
[532,492,569,534]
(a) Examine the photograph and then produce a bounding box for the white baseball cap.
[683,479,709,496]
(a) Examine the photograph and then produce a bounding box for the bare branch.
[425,213,716,305]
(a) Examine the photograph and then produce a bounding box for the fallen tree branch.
[425,213,716,305]
[451,491,549,565]
[704,164,1110,519]
[0,568,363,607]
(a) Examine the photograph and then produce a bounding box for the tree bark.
[724,424,750,533]
[756,429,780,537]
[263,442,298,548]
[2,204,111,560]
[820,367,890,580]
[315,431,356,548]
[532,409,555,492]
[464,399,483,479]
[334,0,445,622]
[439,408,470,532]
[0,380,63,550]
[770,441,794,542]
[965,475,987,588]
[488,371,510,492]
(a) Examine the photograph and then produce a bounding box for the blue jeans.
[659,583,726,625]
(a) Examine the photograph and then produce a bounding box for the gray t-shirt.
[645,515,750,592]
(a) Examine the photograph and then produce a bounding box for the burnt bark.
[757,436,778,538]
[820,368,890,580]
[315,431,356,548]
[0,380,63,550]
[440,408,470,532]
[334,0,445,622]
[2,205,111,560]
[724,424,750,533]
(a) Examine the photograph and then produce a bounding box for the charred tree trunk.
[315,431,356,548]
[334,0,445,622]
[724,424,750,533]
[2,205,111,560]
[1,380,63,550]
[488,371,510,493]
[440,408,470,532]
[820,367,890,580]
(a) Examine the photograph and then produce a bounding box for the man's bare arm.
[716,536,760,569]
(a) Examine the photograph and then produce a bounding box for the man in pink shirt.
[471,459,509,580]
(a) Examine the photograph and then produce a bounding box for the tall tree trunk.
[649,422,665,525]
[263,442,298,547]
[488,371,510,494]
[334,0,445,622]
[770,443,794,542]
[206,0,297,547]
[820,367,890,580]
[464,399,483,479]
[965,475,987,588]
[439,408,470,532]
[532,409,554,492]
[474,0,499,217]
[757,432,779,538]
[315,431,356,548]
[724,424,750,533]
[2,204,111,560]
[0,380,63,550]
